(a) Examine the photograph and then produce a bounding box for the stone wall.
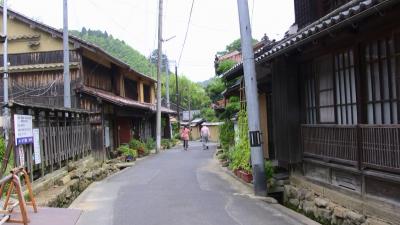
[284,184,393,225]
[34,157,121,208]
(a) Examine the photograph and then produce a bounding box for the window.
[143,84,151,103]
[365,35,400,124]
[335,49,357,124]
[316,55,335,123]
[124,78,138,101]
[303,51,357,125]
[303,64,317,124]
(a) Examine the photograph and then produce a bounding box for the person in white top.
[200,125,211,150]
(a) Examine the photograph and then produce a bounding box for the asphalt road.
[70,141,318,225]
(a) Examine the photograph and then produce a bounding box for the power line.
[177,0,195,67]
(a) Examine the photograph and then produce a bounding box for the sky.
[7,0,294,82]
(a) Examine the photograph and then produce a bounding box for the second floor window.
[124,78,138,101]
[143,84,151,103]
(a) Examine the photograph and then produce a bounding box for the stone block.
[288,198,300,208]
[361,218,391,225]
[315,207,332,222]
[346,211,365,224]
[305,190,315,201]
[315,197,329,208]
[303,200,316,215]
[57,174,71,186]
[334,206,347,219]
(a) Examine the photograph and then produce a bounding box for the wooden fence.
[301,124,400,174]
[8,103,91,181]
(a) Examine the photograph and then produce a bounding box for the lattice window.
[316,55,335,123]
[335,49,357,124]
[303,63,317,124]
[365,35,400,124]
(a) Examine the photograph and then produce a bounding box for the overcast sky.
[7,0,294,82]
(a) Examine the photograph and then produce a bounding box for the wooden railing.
[0,50,80,67]
[301,124,400,173]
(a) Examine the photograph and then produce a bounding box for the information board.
[14,115,33,145]
[33,128,41,164]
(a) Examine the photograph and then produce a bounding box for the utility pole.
[165,60,170,109]
[63,0,71,108]
[175,65,180,125]
[2,0,9,144]
[237,0,267,196]
[155,0,163,153]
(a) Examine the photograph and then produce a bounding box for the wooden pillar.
[258,93,269,159]
[139,81,144,103]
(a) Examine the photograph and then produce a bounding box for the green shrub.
[220,120,234,151]
[129,139,145,151]
[118,145,137,158]
[0,137,5,162]
[264,160,274,180]
[144,138,156,151]
[161,139,171,149]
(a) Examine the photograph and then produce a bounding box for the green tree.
[200,107,217,122]
[223,38,259,54]
[205,77,225,102]
[216,59,236,75]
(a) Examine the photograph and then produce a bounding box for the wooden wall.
[272,56,302,167]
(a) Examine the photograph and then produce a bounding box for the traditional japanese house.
[221,0,400,222]
[0,7,174,160]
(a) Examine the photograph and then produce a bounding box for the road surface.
[70,141,318,225]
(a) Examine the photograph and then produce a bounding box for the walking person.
[201,124,210,150]
[181,125,190,151]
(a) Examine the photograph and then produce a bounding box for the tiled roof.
[221,0,397,80]
[0,62,79,72]
[78,86,176,114]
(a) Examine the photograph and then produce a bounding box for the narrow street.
[70,142,317,225]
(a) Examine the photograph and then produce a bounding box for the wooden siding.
[83,57,113,92]
[0,50,80,67]
[0,69,80,108]
[271,57,302,166]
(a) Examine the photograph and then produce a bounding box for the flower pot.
[234,169,240,177]
[239,170,253,183]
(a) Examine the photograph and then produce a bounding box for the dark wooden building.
[222,0,400,222]
[0,7,174,160]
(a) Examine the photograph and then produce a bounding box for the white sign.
[105,126,110,147]
[18,145,25,167]
[14,115,33,145]
[33,128,41,164]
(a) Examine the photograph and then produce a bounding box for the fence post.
[356,125,362,170]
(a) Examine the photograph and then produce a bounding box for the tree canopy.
[205,77,225,102]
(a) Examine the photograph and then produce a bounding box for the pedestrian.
[201,124,210,150]
[180,125,190,151]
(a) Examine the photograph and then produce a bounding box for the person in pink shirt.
[180,125,190,150]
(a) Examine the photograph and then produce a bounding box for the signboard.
[33,128,41,164]
[105,126,110,147]
[14,115,33,145]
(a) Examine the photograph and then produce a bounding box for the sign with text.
[14,115,33,145]
[33,128,41,164]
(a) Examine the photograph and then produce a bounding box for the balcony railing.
[301,124,400,174]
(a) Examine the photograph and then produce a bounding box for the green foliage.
[149,49,169,72]
[216,60,236,75]
[144,138,156,151]
[264,160,274,180]
[161,139,171,149]
[163,75,211,110]
[129,139,145,151]
[118,145,138,158]
[70,29,156,77]
[228,109,251,173]
[220,96,240,120]
[200,108,217,122]
[0,137,5,162]
[220,120,234,150]
[205,77,226,102]
[218,38,259,55]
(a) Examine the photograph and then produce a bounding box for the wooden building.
[0,7,174,159]
[221,0,400,222]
